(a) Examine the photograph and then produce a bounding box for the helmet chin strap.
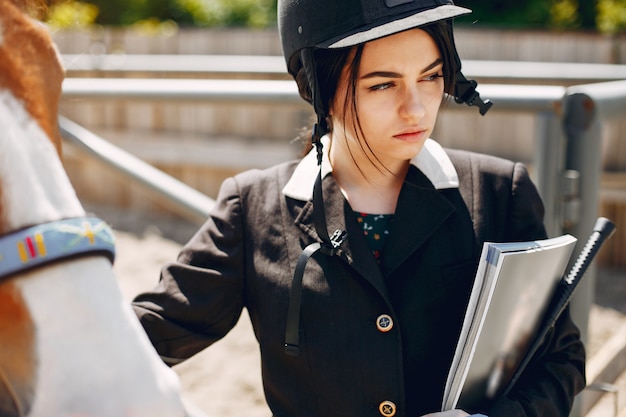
[284,48,348,357]
[299,47,335,245]
[283,146,348,356]
[300,48,330,165]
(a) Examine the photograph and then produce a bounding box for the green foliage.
[45,0,277,27]
[550,0,581,30]
[456,0,553,28]
[47,1,99,28]
[77,0,180,25]
[45,0,624,33]
[457,0,626,33]
[597,0,626,33]
[173,0,276,27]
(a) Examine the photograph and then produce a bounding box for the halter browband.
[0,217,115,280]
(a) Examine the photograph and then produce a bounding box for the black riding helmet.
[278,0,492,141]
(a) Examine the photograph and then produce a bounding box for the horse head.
[0,1,190,415]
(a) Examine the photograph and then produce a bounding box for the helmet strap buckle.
[454,71,493,115]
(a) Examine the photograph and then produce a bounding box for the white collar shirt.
[282,135,460,202]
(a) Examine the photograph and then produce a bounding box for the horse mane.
[0,0,62,155]
[6,0,48,19]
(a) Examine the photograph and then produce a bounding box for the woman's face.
[330,28,445,173]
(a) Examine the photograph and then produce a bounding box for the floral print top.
[354,212,393,263]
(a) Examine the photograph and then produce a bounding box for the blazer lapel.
[292,173,346,244]
[292,173,389,299]
[382,166,457,276]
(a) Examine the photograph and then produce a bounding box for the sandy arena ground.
[97,206,625,417]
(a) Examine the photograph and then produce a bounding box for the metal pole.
[562,86,615,341]
[561,90,604,417]
[558,79,626,417]
[534,110,567,238]
[59,116,215,224]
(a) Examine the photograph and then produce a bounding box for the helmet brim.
[324,5,471,49]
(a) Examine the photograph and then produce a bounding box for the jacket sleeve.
[488,162,586,417]
[489,310,586,416]
[132,176,246,366]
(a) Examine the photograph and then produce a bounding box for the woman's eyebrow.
[422,57,444,73]
[360,57,444,79]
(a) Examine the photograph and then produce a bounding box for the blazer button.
[379,400,397,416]
[376,314,394,332]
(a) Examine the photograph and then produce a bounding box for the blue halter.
[0,217,115,279]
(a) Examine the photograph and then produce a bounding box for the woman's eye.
[422,73,443,82]
[369,82,394,91]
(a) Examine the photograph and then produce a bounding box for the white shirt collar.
[282,135,459,201]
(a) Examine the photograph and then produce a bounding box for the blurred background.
[43,0,625,265]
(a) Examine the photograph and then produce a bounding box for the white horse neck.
[0,90,84,231]
[17,258,186,416]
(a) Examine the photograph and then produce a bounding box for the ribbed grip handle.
[565,217,616,285]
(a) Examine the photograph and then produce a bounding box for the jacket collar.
[282,135,459,201]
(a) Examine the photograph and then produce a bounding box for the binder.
[442,217,616,411]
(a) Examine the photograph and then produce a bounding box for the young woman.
[132,1,585,416]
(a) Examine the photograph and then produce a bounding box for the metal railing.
[59,78,626,235]
[62,54,626,84]
[61,78,305,104]
[60,116,215,223]
[61,77,569,110]
[60,76,626,234]
[62,54,290,76]
[59,80,567,223]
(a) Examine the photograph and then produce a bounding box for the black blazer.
[133,148,585,417]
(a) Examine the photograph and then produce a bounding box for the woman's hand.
[420,410,474,417]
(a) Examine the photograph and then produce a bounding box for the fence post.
[562,90,603,342]
[561,89,604,417]
[534,110,567,238]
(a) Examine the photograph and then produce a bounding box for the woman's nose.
[399,85,426,120]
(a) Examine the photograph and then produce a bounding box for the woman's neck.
[329,142,409,214]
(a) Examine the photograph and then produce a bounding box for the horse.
[0,1,190,415]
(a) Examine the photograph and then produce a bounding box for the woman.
[132,1,585,416]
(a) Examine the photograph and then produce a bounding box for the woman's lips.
[393,129,426,142]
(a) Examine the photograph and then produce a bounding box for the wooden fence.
[52,26,626,64]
